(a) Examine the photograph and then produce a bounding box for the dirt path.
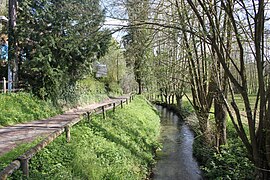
[0,95,129,156]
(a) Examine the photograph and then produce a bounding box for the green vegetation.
[0,138,42,172]
[66,76,108,107]
[0,93,60,127]
[193,119,254,179]
[0,75,125,127]
[16,0,111,104]
[183,96,255,179]
[9,96,160,179]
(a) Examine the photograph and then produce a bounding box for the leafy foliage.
[193,119,254,179]
[9,96,160,179]
[0,93,60,127]
[16,0,111,104]
[75,75,108,106]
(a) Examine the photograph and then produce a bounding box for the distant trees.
[124,0,152,94]
[0,0,7,16]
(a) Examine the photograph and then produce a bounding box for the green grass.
[0,138,42,172]
[0,76,124,127]
[8,96,160,179]
[0,93,61,127]
[193,118,254,179]
[232,94,257,111]
[183,93,255,179]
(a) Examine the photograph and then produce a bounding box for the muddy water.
[152,105,202,180]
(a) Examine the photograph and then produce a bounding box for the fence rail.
[0,95,134,179]
[0,77,26,93]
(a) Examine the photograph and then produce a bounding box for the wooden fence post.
[126,98,128,105]
[20,158,29,178]
[65,126,71,143]
[3,77,6,93]
[121,100,123,108]
[87,112,91,123]
[113,103,116,113]
[102,106,106,119]
[129,96,132,103]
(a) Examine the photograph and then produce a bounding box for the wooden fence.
[0,77,25,93]
[0,95,134,179]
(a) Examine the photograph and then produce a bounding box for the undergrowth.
[0,93,60,127]
[192,115,254,179]
[9,96,160,179]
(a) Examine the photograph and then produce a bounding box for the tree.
[186,0,270,178]
[124,0,152,94]
[16,0,111,104]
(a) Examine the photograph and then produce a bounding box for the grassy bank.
[0,93,60,127]
[180,100,255,179]
[7,96,160,179]
[0,76,122,127]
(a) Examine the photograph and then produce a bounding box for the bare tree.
[186,0,270,178]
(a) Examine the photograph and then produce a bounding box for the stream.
[152,105,202,180]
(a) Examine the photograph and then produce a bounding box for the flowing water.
[152,105,202,180]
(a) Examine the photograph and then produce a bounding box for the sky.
[101,0,128,42]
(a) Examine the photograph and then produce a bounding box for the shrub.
[193,120,254,179]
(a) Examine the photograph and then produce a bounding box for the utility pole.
[117,53,119,84]
[8,0,18,90]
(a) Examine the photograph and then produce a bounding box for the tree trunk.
[8,0,18,88]
[138,78,142,94]
[198,112,211,143]
[172,94,175,105]
[214,98,227,148]
[176,94,182,109]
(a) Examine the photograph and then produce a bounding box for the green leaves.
[17,0,111,104]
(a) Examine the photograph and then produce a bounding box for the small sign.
[0,16,8,22]
[96,64,107,78]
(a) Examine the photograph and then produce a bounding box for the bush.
[74,76,108,106]
[107,81,123,96]
[201,140,254,179]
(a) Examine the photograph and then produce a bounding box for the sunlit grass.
[7,96,160,179]
[0,93,61,127]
